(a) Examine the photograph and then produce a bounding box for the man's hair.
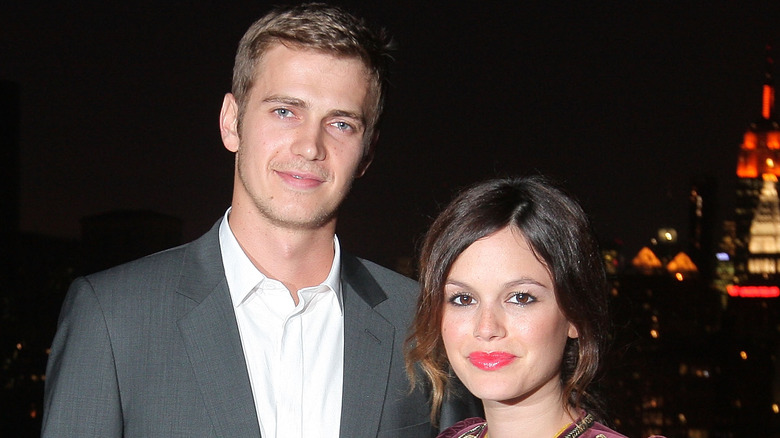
[232,3,394,142]
[405,175,609,423]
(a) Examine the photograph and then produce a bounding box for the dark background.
[4,2,780,436]
[3,1,780,266]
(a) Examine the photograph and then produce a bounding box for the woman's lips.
[468,351,516,371]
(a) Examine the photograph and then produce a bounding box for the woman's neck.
[482,397,576,438]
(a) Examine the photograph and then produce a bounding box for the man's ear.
[355,130,378,177]
[220,93,240,152]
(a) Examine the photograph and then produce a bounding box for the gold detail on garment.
[458,423,487,438]
[561,413,595,438]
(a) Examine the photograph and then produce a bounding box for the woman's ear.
[568,322,579,339]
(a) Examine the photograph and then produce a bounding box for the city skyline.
[3,1,780,266]
[4,4,780,435]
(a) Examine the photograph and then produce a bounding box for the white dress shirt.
[219,210,344,438]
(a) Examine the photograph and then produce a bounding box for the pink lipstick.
[468,351,515,371]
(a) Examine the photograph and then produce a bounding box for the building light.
[744,132,757,149]
[657,228,677,243]
[740,351,748,360]
[650,329,659,339]
[726,285,780,298]
[675,272,684,281]
[716,252,730,261]
[642,397,660,409]
[772,403,779,414]
[770,132,780,149]
[763,84,773,119]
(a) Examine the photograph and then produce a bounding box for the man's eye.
[274,108,293,118]
[449,294,475,306]
[507,292,535,306]
[332,121,353,131]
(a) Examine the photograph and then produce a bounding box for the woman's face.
[441,226,577,407]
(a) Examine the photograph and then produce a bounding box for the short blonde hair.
[231,3,394,143]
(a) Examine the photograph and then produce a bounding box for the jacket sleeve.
[41,277,123,437]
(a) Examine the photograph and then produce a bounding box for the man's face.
[220,44,374,230]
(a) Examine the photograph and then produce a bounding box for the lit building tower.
[732,45,780,297]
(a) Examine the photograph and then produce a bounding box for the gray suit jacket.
[42,221,436,437]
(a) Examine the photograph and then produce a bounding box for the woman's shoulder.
[437,417,487,438]
[585,420,666,438]
[582,420,628,438]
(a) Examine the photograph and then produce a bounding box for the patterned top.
[436,413,652,438]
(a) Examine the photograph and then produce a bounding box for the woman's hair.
[405,175,609,422]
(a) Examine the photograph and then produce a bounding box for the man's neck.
[228,211,337,304]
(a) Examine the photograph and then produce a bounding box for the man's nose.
[290,122,326,161]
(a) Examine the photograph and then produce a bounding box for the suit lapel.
[175,222,261,437]
[339,255,394,438]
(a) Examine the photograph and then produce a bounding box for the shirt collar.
[218,208,343,311]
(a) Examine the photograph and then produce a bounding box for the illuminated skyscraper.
[725,48,780,428]
[732,45,780,298]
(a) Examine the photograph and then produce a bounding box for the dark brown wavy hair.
[405,175,609,423]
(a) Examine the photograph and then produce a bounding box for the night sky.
[4,1,780,267]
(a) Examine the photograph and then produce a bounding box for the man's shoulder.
[84,241,191,286]
[78,222,222,297]
[341,254,420,324]
[345,254,418,294]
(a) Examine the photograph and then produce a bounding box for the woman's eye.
[508,292,535,305]
[449,294,475,306]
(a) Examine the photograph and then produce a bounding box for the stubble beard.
[236,147,352,231]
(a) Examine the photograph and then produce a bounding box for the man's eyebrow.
[329,109,366,126]
[263,95,308,108]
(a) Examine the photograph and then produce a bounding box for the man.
[43,4,453,437]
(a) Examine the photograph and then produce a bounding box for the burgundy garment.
[436,414,667,438]
[436,417,486,438]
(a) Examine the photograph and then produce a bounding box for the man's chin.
[262,208,338,231]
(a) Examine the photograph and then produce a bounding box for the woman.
[406,176,661,438]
